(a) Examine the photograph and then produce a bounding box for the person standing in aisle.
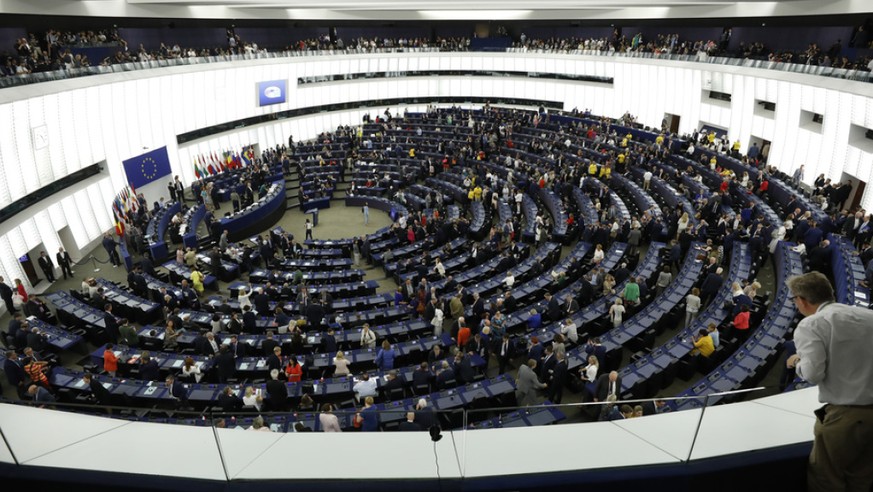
[56,247,74,279]
[305,219,313,241]
[785,272,873,492]
[37,251,55,282]
[363,202,369,225]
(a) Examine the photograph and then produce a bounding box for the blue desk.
[146,202,181,262]
[96,278,162,325]
[181,204,207,249]
[219,179,286,242]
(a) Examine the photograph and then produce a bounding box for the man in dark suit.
[227,335,245,358]
[457,353,475,384]
[528,336,545,365]
[37,251,55,282]
[495,334,513,375]
[577,274,594,307]
[0,276,15,313]
[539,345,556,383]
[214,346,235,383]
[139,353,160,381]
[381,370,405,400]
[84,373,112,405]
[102,233,121,267]
[266,346,284,373]
[435,360,456,389]
[4,351,26,395]
[103,304,119,344]
[166,374,189,407]
[398,412,422,432]
[56,247,74,279]
[322,327,338,354]
[699,267,724,306]
[548,350,568,404]
[253,288,271,314]
[305,301,326,329]
[412,362,432,394]
[594,371,622,403]
[261,331,279,357]
[139,252,156,277]
[242,305,257,333]
[266,369,288,411]
[545,293,561,323]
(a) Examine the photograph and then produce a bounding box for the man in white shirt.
[643,170,653,191]
[353,373,378,402]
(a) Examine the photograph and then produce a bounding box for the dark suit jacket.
[139,360,160,381]
[90,379,112,404]
[214,351,236,382]
[262,339,279,357]
[594,374,622,401]
[398,421,423,432]
[4,358,26,386]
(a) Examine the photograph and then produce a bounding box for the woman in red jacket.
[103,343,119,377]
[14,278,28,303]
[284,355,303,383]
[731,304,751,342]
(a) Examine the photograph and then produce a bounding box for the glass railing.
[2,44,871,91]
[0,385,816,480]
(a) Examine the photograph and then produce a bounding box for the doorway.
[663,113,681,134]
[747,135,771,162]
[839,172,866,212]
[19,252,40,287]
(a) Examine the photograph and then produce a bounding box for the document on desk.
[256,360,266,368]
[144,386,157,395]
[172,360,184,368]
[240,363,250,370]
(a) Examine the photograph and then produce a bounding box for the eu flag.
[123,146,173,189]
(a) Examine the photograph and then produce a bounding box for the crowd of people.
[5,21,873,80]
[4,102,872,440]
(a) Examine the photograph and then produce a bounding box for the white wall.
[1,52,872,296]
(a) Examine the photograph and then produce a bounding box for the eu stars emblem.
[141,157,158,179]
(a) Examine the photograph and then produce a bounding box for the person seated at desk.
[27,383,56,406]
[267,346,284,373]
[381,370,404,400]
[139,351,160,381]
[266,369,288,411]
[412,362,433,393]
[353,373,378,402]
[427,345,445,366]
[82,373,111,406]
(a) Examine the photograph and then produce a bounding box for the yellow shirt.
[620,138,628,148]
[732,141,741,151]
[409,149,416,157]
[655,135,664,146]
[588,163,598,175]
[694,335,715,357]
[707,133,716,143]
[599,166,612,179]
[617,154,626,165]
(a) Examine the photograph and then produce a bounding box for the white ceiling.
[0,0,869,20]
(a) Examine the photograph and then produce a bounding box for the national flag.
[225,150,233,169]
[241,148,252,167]
[193,158,202,179]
